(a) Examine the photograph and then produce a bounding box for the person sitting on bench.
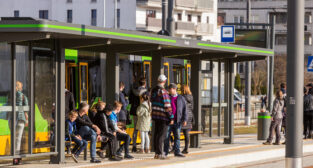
[76,102,102,163]
[65,110,87,163]
[94,104,123,161]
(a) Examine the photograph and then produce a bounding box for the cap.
[168,83,177,89]
[158,74,167,82]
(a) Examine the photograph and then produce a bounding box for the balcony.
[176,0,195,8]
[175,21,195,35]
[196,23,214,35]
[146,17,162,32]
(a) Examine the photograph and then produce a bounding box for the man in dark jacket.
[129,78,147,152]
[164,83,187,157]
[118,81,128,125]
[304,87,313,138]
[93,104,122,161]
[76,102,101,163]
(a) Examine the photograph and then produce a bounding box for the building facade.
[0,0,136,30]
[136,0,220,42]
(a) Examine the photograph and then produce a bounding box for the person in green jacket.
[136,92,151,154]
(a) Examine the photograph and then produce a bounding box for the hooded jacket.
[182,94,194,130]
[271,98,285,120]
[136,101,151,131]
[94,111,115,137]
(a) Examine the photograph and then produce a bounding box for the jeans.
[140,131,150,149]
[164,122,181,155]
[132,116,138,148]
[153,120,168,155]
[16,121,25,154]
[267,119,282,143]
[78,126,97,159]
[72,136,88,156]
[116,132,131,155]
[182,129,190,151]
[102,134,117,157]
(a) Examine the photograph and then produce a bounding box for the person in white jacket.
[136,92,151,153]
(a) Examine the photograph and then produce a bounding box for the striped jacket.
[151,85,173,121]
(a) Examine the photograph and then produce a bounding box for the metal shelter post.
[190,55,201,148]
[106,52,120,104]
[100,53,106,102]
[286,0,304,167]
[244,0,251,126]
[224,59,234,144]
[267,15,275,113]
[50,40,65,164]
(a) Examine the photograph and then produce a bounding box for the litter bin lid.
[258,112,271,119]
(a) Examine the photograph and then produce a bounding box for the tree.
[252,60,267,95]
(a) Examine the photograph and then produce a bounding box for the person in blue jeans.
[76,102,102,163]
[164,83,188,157]
[65,110,87,163]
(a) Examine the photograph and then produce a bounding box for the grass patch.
[234,126,257,134]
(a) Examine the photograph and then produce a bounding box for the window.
[117,9,120,28]
[39,10,49,19]
[67,0,72,3]
[14,10,19,17]
[188,14,192,22]
[67,10,73,23]
[91,0,97,2]
[275,34,287,45]
[146,10,156,18]
[305,12,312,24]
[305,34,312,45]
[207,16,209,23]
[197,15,201,23]
[218,14,225,26]
[270,12,287,24]
[91,9,97,26]
[177,13,182,21]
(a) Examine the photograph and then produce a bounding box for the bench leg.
[84,148,87,161]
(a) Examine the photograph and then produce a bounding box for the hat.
[307,83,313,88]
[104,104,114,112]
[168,83,177,89]
[158,74,167,82]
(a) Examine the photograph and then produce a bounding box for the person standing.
[304,87,313,139]
[65,89,75,119]
[151,75,173,159]
[263,90,285,145]
[181,85,194,154]
[13,81,29,165]
[129,78,147,152]
[136,91,152,154]
[118,81,128,127]
[164,83,187,157]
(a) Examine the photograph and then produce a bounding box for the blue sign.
[308,56,313,72]
[221,25,235,43]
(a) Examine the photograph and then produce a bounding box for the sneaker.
[282,141,286,145]
[181,150,189,154]
[71,154,78,163]
[145,149,150,154]
[159,155,170,160]
[273,142,281,145]
[13,158,21,165]
[132,147,137,153]
[263,142,272,145]
[154,154,160,159]
[96,151,105,159]
[90,158,101,163]
[174,153,185,157]
[124,154,134,159]
[116,152,123,157]
[109,155,123,161]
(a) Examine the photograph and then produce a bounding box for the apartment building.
[0,0,136,30]
[136,0,220,42]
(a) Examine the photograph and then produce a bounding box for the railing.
[234,102,263,120]
[146,17,162,28]
[175,21,195,31]
[176,0,195,8]
[196,23,214,34]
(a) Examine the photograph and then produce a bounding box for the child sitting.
[65,110,87,163]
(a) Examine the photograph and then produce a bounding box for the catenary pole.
[286,0,304,167]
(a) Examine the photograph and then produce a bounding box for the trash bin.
[257,112,271,140]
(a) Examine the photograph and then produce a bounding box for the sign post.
[221,26,235,43]
[307,56,313,72]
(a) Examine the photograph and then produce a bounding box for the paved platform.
[1,134,313,168]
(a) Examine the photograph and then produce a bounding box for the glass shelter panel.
[33,49,56,153]
[0,43,12,156]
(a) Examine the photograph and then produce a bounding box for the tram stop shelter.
[0,17,273,163]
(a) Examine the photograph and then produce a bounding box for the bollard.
[257,112,271,140]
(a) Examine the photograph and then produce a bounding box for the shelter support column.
[224,59,234,144]
[50,40,65,164]
[100,53,106,102]
[190,55,201,148]
[106,52,119,104]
